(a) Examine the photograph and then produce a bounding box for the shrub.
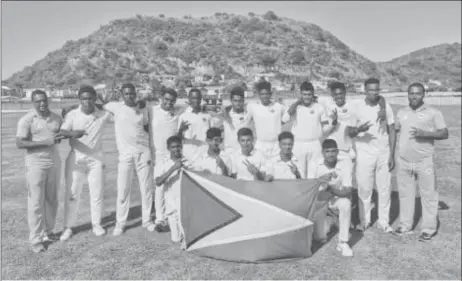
[263,11,279,21]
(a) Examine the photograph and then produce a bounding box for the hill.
[3,12,461,90]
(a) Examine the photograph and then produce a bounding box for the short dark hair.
[322,139,338,150]
[121,83,136,92]
[167,135,182,147]
[300,81,314,92]
[330,82,346,93]
[78,85,97,98]
[188,88,202,97]
[162,87,178,98]
[31,90,47,101]
[408,82,426,94]
[364,78,380,88]
[230,86,245,99]
[278,131,294,142]
[255,80,271,92]
[237,127,253,138]
[206,127,222,140]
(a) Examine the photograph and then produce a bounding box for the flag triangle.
[181,171,242,248]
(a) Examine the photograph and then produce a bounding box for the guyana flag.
[180,170,333,263]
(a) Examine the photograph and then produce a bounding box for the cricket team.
[16,78,449,257]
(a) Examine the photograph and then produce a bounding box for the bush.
[263,11,279,21]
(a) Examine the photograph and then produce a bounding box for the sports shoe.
[92,225,106,237]
[60,228,73,241]
[336,242,353,257]
[393,226,414,236]
[418,232,434,242]
[113,224,124,236]
[42,232,58,242]
[155,221,170,233]
[31,243,46,253]
[143,222,156,232]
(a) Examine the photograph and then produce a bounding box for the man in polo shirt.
[349,78,396,233]
[147,87,181,232]
[219,86,252,155]
[394,82,448,241]
[154,136,191,244]
[229,128,266,181]
[313,139,354,257]
[101,83,155,235]
[282,82,331,179]
[264,131,306,180]
[16,90,63,253]
[178,88,212,163]
[192,127,231,176]
[59,86,112,241]
[247,80,286,159]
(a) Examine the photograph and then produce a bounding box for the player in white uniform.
[178,89,212,164]
[59,86,112,241]
[282,82,331,179]
[192,127,231,176]
[349,78,396,233]
[247,80,286,159]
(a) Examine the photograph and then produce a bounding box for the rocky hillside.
[4,12,461,90]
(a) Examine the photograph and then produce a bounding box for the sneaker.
[92,225,106,237]
[418,232,434,242]
[31,243,46,253]
[336,242,353,257]
[377,223,393,233]
[42,232,58,242]
[155,222,170,233]
[60,228,73,241]
[143,222,156,232]
[393,226,414,236]
[113,224,124,236]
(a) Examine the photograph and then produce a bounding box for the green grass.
[1,104,461,280]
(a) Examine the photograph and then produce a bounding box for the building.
[254,73,276,82]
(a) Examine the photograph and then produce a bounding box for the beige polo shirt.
[314,159,353,203]
[148,104,180,157]
[248,101,285,143]
[223,109,252,151]
[16,110,62,167]
[264,154,306,179]
[324,100,356,151]
[396,104,447,162]
[229,149,266,181]
[192,149,232,175]
[178,107,212,144]
[283,102,329,142]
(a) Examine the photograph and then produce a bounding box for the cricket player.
[264,131,306,180]
[220,86,252,155]
[313,139,354,257]
[98,83,155,235]
[350,78,396,233]
[282,82,331,179]
[178,88,212,163]
[247,80,286,159]
[229,128,266,181]
[394,83,448,241]
[59,86,112,240]
[147,87,181,232]
[16,90,63,253]
[154,135,192,244]
[192,127,231,176]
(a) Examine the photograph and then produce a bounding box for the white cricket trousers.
[356,148,391,227]
[153,151,169,224]
[116,151,153,227]
[314,197,352,243]
[25,156,61,245]
[254,140,279,159]
[165,182,183,243]
[293,139,322,179]
[63,150,105,228]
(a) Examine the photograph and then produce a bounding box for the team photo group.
[17,77,448,257]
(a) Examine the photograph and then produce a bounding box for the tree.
[289,50,305,65]
[263,11,279,21]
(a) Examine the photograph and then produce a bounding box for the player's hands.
[318,171,336,184]
[377,108,387,123]
[288,162,301,178]
[172,158,187,171]
[331,108,338,126]
[215,156,228,171]
[409,126,425,139]
[70,130,87,139]
[296,98,304,105]
[178,120,191,133]
[243,159,259,175]
[357,121,372,133]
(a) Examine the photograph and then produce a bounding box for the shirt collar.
[30,109,52,120]
[276,153,298,163]
[409,103,428,112]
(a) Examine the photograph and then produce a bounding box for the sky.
[1,1,461,79]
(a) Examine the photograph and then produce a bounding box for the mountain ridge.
[3,12,461,91]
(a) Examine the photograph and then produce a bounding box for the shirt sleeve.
[319,104,329,125]
[385,103,395,125]
[433,109,447,130]
[60,110,74,131]
[154,163,167,179]
[16,116,31,138]
[103,101,119,114]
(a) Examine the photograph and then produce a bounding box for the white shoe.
[93,225,106,236]
[113,224,124,236]
[143,222,156,232]
[60,228,73,241]
[336,242,353,257]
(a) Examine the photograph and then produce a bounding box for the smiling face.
[168,141,183,159]
[188,91,202,110]
[122,87,137,107]
[331,88,346,107]
[408,85,425,109]
[161,93,176,111]
[365,82,380,103]
[32,93,48,113]
[322,147,339,165]
[207,135,223,152]
[238,134,254,154]
[301,90,315,106]
[258,89,272,106]
[279,138,294,155]
[231,94,245,112]
[79,91,96,113]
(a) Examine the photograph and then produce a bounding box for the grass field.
[1,103,461,280]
